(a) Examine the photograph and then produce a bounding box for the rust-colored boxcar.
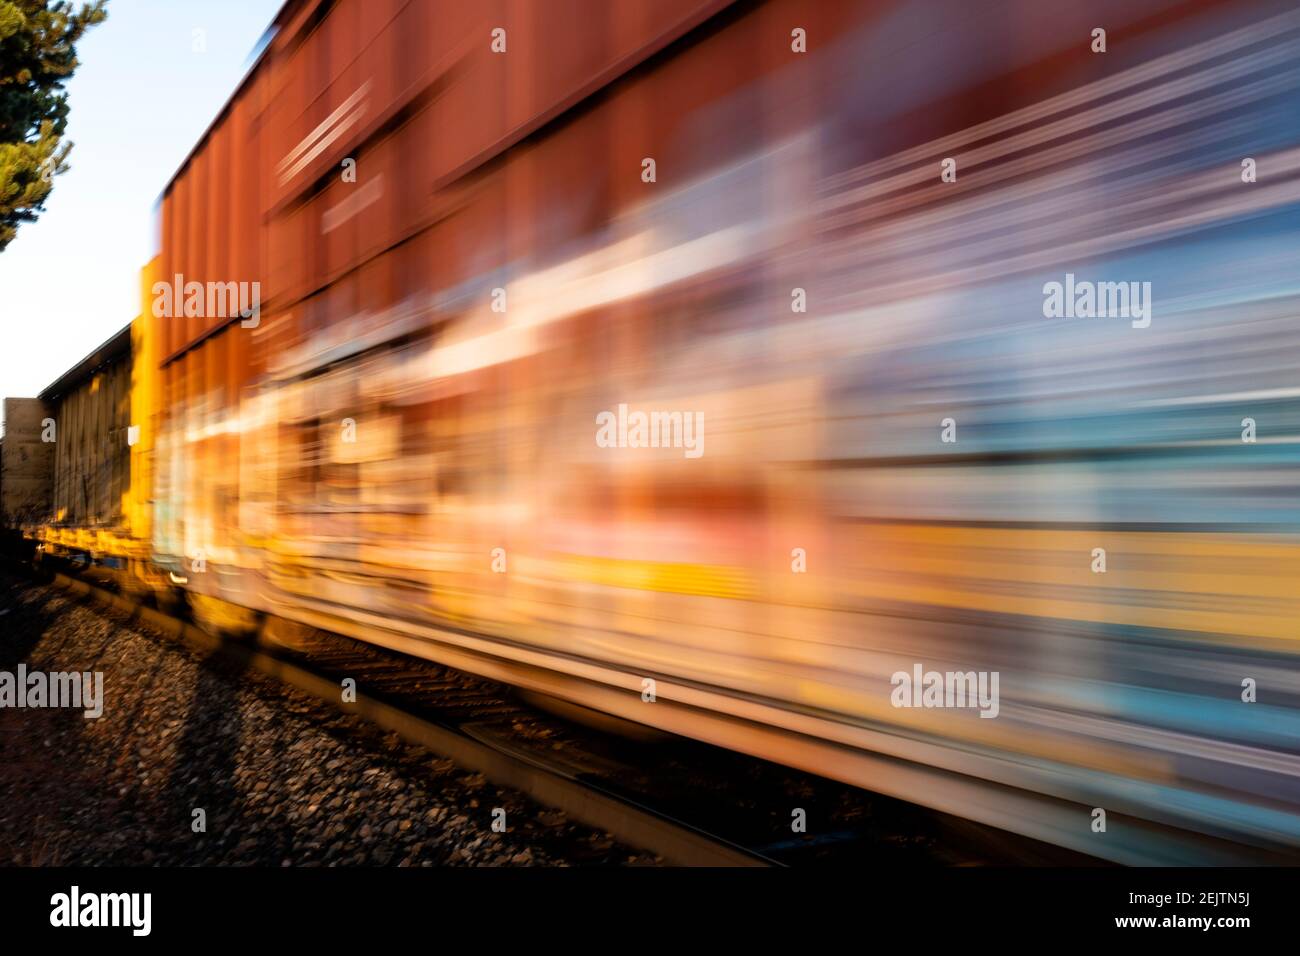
[36,0,1300,864]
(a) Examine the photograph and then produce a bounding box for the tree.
[0,1,107,252]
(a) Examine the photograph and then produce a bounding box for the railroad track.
[13,559,1289,867]
[34,569,772,866]
[14,561,1107,868]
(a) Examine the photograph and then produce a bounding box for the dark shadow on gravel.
[165,648,300,864]
[0,577,98,864]
[165,651,249,860]
[0,578,61,670]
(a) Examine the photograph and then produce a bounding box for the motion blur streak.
[18,0,1300,863]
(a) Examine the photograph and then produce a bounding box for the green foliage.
[0,1,107,251]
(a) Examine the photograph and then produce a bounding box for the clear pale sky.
[0,0,283,430]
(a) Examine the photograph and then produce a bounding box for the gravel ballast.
[0,573,658,866]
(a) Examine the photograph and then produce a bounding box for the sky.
[0,0,283,431]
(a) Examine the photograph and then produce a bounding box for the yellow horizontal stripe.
[557,554,756,600]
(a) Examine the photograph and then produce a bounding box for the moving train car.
[5,0,1300,863]
[0,325,135,578]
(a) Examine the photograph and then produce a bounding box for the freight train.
[3,0,1300,864]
